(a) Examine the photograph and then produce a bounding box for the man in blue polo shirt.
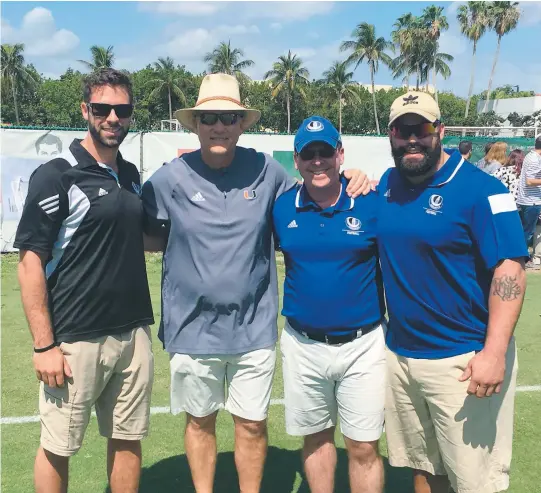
[377,92,528,493]
[273,116,386,493]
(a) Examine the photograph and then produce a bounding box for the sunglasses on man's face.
[298,145,337,161]
[198,113,243,126]
[391,121,440,140]
[87,103,134,119]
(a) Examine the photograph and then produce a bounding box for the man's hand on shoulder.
[343,169,371,198]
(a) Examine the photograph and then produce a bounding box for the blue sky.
[2,1,540,97]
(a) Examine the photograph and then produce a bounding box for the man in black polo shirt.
[14,69,154,493]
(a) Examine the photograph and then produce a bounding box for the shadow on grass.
[117,446,413,493]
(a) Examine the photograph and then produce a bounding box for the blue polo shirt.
[273,176,385,335]
[377,151,529,359]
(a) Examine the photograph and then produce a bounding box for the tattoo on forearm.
[491,274,522,301]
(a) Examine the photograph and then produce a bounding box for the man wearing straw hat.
[142,73,368,492]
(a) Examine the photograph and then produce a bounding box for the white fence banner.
[141,131,394,182]
[1,128,393,251]
[1,129,141,252]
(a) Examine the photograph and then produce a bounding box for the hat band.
[195,96,245,108]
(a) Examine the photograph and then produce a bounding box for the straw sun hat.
[174,73,261,133]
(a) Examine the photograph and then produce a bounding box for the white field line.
[3,389,541,425]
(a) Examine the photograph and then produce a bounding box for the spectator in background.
[516,136,541,270]
[483,141,508,174]
[493,149,525,200]
[475,141,493,170]
[458,140,473,161]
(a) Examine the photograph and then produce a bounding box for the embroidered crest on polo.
[243,189,257,200]
[343,216,363,235]
[424,194,443,215]
[306,120,324,132]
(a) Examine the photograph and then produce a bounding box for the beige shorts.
[281,322,386,441]
[169,345,276,421]
[39,326,154,457]
[385,338,517,493]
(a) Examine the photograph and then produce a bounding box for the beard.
[391,138,442,178]
[88,119,129,149]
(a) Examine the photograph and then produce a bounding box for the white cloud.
[270,23,282,31]
[290,48,317,60]
[138,1,224,16]
[241,1,334,21]
[439,31,468,57]
[157,23,260,61]
[519,1,541,26]
[0,8,79,57]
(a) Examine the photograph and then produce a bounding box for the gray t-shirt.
[142,146,296,355]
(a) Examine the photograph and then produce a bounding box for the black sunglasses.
[391,120,440,140]
[87,103,134,119]
[198,113,243,126]
[299,145,337,161]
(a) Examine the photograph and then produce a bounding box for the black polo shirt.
[14,139,154,343]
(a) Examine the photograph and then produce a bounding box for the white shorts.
[169,345,276,421]
[280,321,386,441]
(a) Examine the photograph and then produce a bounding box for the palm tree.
[203,40,254,82]
[391,13,417,90]
[421,45,454,93]
[421,6,449,103]
[78,45,115,71]
[340,22,393,134]
[320,61,361,133]
[482,1,521,112]
[264,50,310,133]
[147,57,187,122]
[1,43,38,124]
[457,2,491,118]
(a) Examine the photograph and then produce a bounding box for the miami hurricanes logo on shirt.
[243,190,257,200]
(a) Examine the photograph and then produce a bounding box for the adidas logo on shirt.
[191,192,205,202]
[98,188,108,197]
[38,194,59,215]
[287,220,298,228]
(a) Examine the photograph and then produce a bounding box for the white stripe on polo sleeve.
[488,193,517,215]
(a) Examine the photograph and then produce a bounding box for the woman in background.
[493,148,525,200]
[483,141,508,174]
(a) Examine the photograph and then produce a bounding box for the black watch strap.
[34,342,58,353]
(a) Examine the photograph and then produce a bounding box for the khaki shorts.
[169,345,276,421]
[385,338,517,493]
[39,326,154,457]
[281,322,386,441]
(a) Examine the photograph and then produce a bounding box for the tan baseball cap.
[388,91,441,127]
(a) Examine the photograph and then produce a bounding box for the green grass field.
[1,253,540,492]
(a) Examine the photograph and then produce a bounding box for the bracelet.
[34,342,58,353]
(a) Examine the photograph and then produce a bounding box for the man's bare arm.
[18,250,55,347]
[485,259,526,356]
[526,177,541,186]
[18,250,71,387]
[460,258,526,397]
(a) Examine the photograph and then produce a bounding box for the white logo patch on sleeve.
[488,193,517,215]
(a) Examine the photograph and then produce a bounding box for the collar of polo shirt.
[398,150,465,189]
[295,175,354,212]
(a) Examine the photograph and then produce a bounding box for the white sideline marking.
[2,389,541,425]
[0,399,286,425]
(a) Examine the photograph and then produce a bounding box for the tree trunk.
[433,65,438,105]
[287,90,291,134]
[416,64,420,90]
[483,35,501,113]
[464,40,477,119]
[168,87,173,131]
[370,63,380,135]
[11,76,20,125]
[339,94,342,134]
